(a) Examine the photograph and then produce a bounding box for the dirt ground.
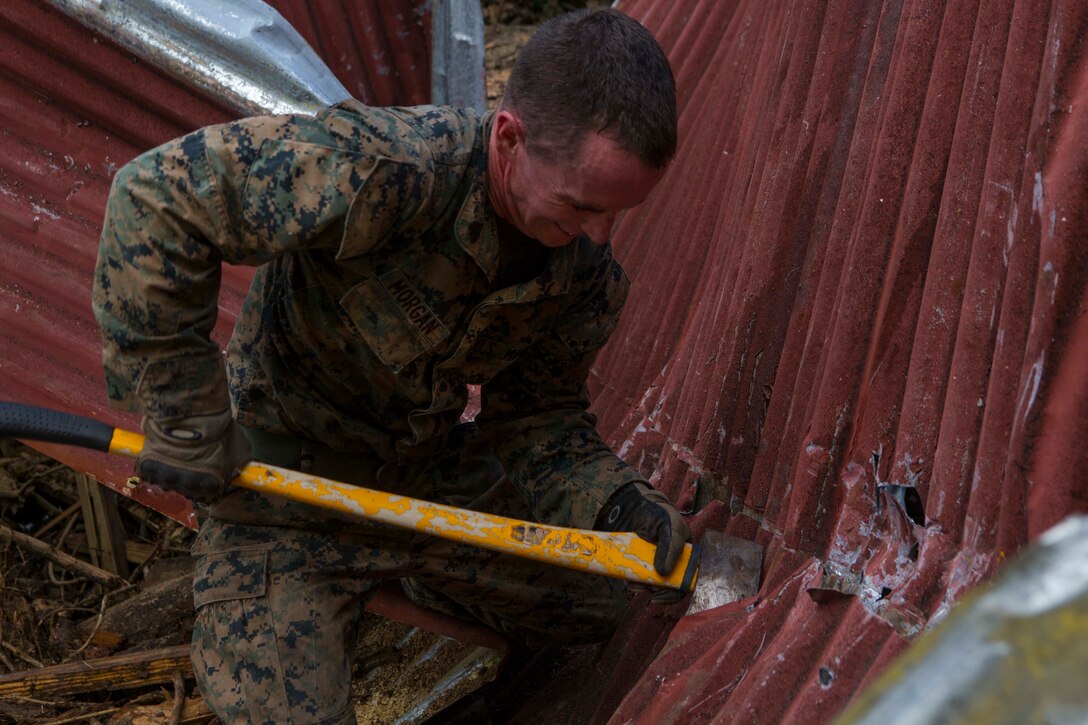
[483,0,612,108]
[0,5,604,725]
[485,23,535,109]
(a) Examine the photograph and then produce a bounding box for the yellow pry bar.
[108,428,699,591]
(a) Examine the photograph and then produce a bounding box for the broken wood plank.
[75,570,196,647]
[76,474,129,579]
[125,539,156,565]
[0,523,124,587]
[0,644,192,698]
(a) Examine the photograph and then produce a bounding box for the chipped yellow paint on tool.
[237,460,697,589]
[106,429,695,590]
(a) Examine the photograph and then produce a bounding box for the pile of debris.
[0,439,208,724]
[0,440,511,725]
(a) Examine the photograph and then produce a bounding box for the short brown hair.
[500,9,677,169]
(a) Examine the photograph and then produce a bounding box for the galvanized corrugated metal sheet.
[578,0,1088,722]
[0,0,428,526]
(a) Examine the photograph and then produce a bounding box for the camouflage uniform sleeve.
[92,113,430,419]
[476,246,648,530]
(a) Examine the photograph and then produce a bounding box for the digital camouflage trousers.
[190,424,629,724]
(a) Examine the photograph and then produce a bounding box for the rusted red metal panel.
[268,0,430,107]
[580,0,1088,722]
[0,0,429,527]
[0,1,238,527]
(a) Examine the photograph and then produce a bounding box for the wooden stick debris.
[170,670,185,725]
[0,522,124,588]
[1,639,43,668]
[39,707,121,725]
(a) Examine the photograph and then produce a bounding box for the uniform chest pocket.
[449,300,555,383]
[459,337,522,383]
[340,270,450,373]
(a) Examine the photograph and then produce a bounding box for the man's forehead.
[558,137,665,209]
[555,190,607,213]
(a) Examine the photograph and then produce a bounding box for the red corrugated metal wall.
[582,0,1088,721]
[269,0,430,107]
[0,0,429,526]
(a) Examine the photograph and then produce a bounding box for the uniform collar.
[453,110,576,300]
[452,109,500,283]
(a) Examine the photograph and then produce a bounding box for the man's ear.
[492,110,524,160]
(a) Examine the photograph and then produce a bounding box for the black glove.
[136,409,251,504]
[596,482,691,575]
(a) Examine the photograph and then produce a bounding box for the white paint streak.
[1044,262,1059,305]
[1015,353,1045,427]
[615,420,648,459]
[30,203,61,221]
[1005,204,1018,267]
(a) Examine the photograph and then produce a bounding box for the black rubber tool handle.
[0,401,115,452]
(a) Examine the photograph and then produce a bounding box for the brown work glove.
[595,482,691,575]
[137,409,251,504]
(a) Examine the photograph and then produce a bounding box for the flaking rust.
[558,533,595,557]
[511,524,547,545]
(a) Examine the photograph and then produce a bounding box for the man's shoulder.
[320,102,482,167]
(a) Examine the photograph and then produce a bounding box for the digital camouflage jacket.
[92,101,648,528]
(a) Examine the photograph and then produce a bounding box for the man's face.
[494,116,667,248]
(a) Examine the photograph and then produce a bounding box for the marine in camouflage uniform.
[93,9,687,724]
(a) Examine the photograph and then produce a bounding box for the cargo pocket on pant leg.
[191,545,291,724]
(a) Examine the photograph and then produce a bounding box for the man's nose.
[583,213,615,245]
